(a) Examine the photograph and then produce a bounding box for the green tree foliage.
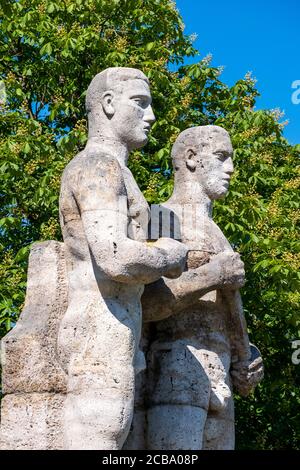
[0,0,299,449]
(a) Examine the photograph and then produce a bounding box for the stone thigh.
[147,340,211,409]
[203,397,235,450]
[58,296,137,449]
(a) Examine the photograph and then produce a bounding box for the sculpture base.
[0,393,65,450]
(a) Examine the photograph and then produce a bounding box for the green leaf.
[15,246,31,262]
[23,142,31,153]
[145,42,155,51]
[47,3,55,13]
[40,42,52,56]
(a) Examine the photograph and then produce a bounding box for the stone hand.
[230,344,264,397]
[154,237,188,279]
[210,251,245,289]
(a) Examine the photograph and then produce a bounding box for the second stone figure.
[125,125,263,450]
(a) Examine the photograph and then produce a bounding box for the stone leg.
[123,372,147,450]
[146,340,212,450]
[203,397,235,450]
[62,355,136,449]
[58,296,137,449]
[147,404,207,450]
[63,383,134,449]
[123,323,151,450]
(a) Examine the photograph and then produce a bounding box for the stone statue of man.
[57,67,187,450]
[139,125,263,450]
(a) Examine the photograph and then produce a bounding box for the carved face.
[110,79,155,150]
[198,134,234,200]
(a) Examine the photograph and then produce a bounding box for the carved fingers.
[154,238,188,279]
[230,352,264,397]
[212,251,245,289]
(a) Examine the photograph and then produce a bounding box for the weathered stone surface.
[135,125,264,450]
[0,67,188,450]
[123,323,152,450]
[0,393,65,450]
[1,240,67,395]
[56,67,187,449]
[147,405,207,450]
[203,398,235,450]
[0,77,264,451]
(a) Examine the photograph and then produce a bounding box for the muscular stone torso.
[58,149,150,374]
[59,150,150,291]
[148,203,234,413]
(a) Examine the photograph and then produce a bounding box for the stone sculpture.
[0,67,188,450]
[127,125,264,450]
[57,67,188,450]
[0,69,263,451]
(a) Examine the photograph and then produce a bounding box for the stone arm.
[142,265,215,322]
[75,155,186,285]
[230,344,264,396]
[142,252,241,322]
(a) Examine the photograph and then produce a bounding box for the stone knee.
[147,404,207,450]
[63,361,135,450]
[146,342,211,450]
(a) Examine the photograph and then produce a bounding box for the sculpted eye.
[133,97,148,108]
[216,152,227,160]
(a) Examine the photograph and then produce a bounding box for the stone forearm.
[142,263,220,322]
[89,239,167,285]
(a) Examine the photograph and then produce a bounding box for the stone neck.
[170,176,213,219]
[86,136,129,167]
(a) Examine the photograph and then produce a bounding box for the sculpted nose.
[144,105,156,125]
[225,156,234,175]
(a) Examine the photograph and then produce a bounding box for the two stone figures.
[0,67,263,450]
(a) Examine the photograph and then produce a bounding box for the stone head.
[85,67,155,150]
[171,125,234,200]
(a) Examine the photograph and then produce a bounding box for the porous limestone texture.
[122,323,151,450]
[0,241,68,449]
[127,125,264,450]
[57,67,187,450]
[0,394,65,450]
[0,77,263,451]
[0,67,188,450]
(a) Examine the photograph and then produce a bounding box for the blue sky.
[175,0,300,145]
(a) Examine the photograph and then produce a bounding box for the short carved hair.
[85,67,149,114]
[171,125,230,170]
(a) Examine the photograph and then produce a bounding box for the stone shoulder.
[61,150,125,196]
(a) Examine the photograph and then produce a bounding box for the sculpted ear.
[101,91,115,118]
[185,147,197,172]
